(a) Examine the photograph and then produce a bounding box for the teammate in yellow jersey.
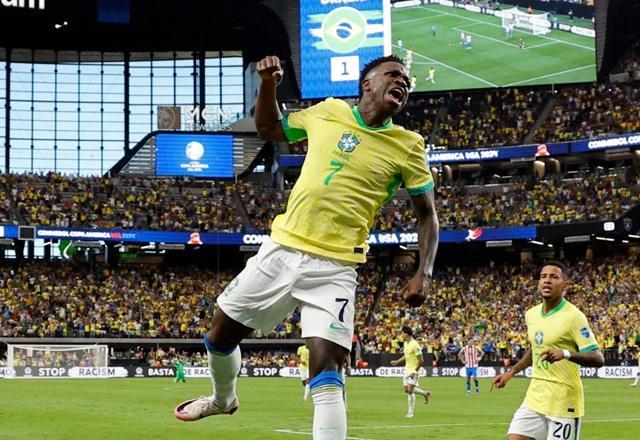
[297,344,310,401]
[174,54,439,440]
[391,326,431,418]
[492,261,604,440]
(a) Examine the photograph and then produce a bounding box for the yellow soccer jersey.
[277,98,434,263]
[404,338,423,375]
[523,299,599,418]
[297,345,309,370]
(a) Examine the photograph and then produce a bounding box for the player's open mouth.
[388,88,405,106]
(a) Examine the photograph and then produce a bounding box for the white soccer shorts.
[508,405,581,440]
[403,373,419,387]
[217,237,358,350]
[299,368,309,382]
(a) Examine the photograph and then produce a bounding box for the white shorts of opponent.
[508,405,581,440]
[217,237,358,350]
[299,368,309,382]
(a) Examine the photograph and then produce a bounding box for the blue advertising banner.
[427,143,569,164]
[300,0,389,99]
[155,133,234,178]
[570,132,640,153]
[0,226,538,247]
[279,143,568,167]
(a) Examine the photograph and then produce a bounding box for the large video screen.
[155,133,234,178]
[299,0,391,99]
[392,1,596,92]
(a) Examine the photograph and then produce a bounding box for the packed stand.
[8,173,244,232]
[0,262,234,338]
[363,255,640,364]
[236,181,287,232]
[534,83,640,142]
[434,89,550,149]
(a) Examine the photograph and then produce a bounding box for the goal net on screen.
[501,7,551,36]
[6,344,109,372]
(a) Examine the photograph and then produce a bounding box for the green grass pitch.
[392,4,596,92]
[1,377,637,439]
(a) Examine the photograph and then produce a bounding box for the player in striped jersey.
[459,339,483,395]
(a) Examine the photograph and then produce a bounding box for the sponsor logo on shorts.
[329,322,349,332]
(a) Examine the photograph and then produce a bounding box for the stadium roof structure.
[0,0,291,63]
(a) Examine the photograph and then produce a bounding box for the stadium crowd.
[1,255,638,364]
[1,169,637,233]
[364,255,640,364]
[8,173,243,232]
[435,88,550,150]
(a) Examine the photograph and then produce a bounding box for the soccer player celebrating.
[459,338,483,395]
[491,261,604,440]
[174,54,439,440]
[391,326,431,418]
[297,343,310,401]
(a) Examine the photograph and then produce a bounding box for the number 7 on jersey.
[324,160,344,186]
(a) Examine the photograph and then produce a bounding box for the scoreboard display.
[299,0,390,99]
[155,133,234,178]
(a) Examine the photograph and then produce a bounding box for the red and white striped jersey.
[461,345,481,368]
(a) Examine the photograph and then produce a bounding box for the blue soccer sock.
[310,371,346,439]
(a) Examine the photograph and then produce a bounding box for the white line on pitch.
[274,429,375,440]
[527,41,559,49]
[505,64,594,86]
[393,44,499,88]
[393,12,445,25]
[419,5,595,51]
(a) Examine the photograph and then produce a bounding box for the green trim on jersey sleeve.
[282,115,308,142]
[579,343,599,353]
[407,181,435,196]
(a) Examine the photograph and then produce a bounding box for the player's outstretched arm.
[390,356,406,366]
[403,190,439,307]
[255,55,287,142]
[540,348,604,367]
[491,348,532,390]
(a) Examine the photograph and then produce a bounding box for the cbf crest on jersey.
[338,133,360,153]
[535,331,544,345]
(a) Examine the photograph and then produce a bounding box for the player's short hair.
[401,325,413,337]
[542,260,568,280]
[359,54,404,98]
